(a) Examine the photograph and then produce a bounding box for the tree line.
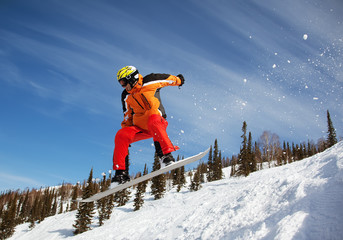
[230,109,339,177]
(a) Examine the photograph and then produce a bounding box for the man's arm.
[121,90,133,128]
[143,73,184,87]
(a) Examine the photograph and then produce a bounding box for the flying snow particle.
[213,107,217,111]
[272,64,277,68]
[180,130,185,134]
[303,34,308,40]
[243,78,247,83]
[287,60,291,63]
[313,97,319,100]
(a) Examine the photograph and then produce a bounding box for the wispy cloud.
[0,172,43,191]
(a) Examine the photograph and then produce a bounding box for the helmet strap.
[128,70,139,88]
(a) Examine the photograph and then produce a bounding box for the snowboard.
[78,147,210,202]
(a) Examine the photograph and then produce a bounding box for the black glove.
[177,74,185,87]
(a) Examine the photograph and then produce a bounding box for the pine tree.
[230,162,235,177]
[98,173,109,226]
[295,143,300,161]
[49,189,56,217]
[198,162,207,183]
[114,189,131,207]
[189,167,202,191]
[70,183,79,211]
[248,132,256,173]
[177,165,186,192]
[51,194,57,216]
[104,171,114,220]
[235,121,250,176]
[37,194,45,223]
[59,182,66,202]
[212,139,223,181]
[298,143,304,160]
[172,156,181,187]
[133,164,149,211]
[73,168,96,235]
[58,198,63,214]
[96,172,114,225]
[206,145,214,182]
[317,137,327,152]
[40,188,54,221]
[172,156,186,192]
[282,141,287,165]
[29,191,41,229]
[230,155,237,177]
[307,140,317,157]
[288,142,293,163]
[326,110,337,148]
[0,194,17,239]
[151,153,166,200]
[19,190,30,223]
[254,142,262,170]
[16,193,24,222]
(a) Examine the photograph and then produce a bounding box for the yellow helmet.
[117,66,139,87]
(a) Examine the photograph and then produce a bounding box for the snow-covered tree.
[206,145,214,181]
[235,121,250,177]
[189,167,202,192]
[212,139,223,181]
[134,164,148,211]
[151,153,166,200]
[98,173,110,226]
[0,193,17,239]
[326,110,337,148]
[73,168,95,235]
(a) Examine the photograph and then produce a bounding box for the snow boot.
[160,153,175,168]
[111,170,130,188]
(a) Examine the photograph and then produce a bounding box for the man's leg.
[154,141,164,158]
[113,126,151,170]
[148,114,178,155]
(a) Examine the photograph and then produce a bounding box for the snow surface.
[9,142,343,240]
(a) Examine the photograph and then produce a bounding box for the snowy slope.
[10,142,343,240]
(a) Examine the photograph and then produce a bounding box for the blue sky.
[1,0,342,191]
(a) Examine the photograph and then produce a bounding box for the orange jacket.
[121,73,182,130]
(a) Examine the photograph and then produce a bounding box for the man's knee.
[115,128,132,143]
[148,114,167,130]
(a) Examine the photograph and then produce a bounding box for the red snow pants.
[113,114,177,170]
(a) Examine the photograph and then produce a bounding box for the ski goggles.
[118,70,139,88]
[119,79,128,87]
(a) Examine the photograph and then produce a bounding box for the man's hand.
[177,74,185,87]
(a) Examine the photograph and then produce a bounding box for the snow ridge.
[10,142,343,240]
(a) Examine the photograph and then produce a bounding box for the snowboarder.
[112,66,185,185]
